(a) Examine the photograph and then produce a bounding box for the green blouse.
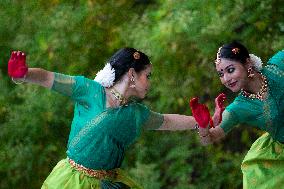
[220,50,284,142]
[51,73,164,170]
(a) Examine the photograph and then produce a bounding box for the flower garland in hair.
[94,63,115,88]
[215,46,222,65]
[249,54,262,71]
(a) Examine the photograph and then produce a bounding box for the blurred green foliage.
[0,0,283,188]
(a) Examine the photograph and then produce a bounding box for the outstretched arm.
[15,68,54,88]
[157,114,197,130]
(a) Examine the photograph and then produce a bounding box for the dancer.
[8,48,198,189]
[190,41,284,188]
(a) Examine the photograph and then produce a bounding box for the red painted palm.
[214,93,226,124]
[8,51,28,78]
[189,97,213,128]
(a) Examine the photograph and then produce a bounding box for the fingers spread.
[216,93,226,107]
[218,93,226,101]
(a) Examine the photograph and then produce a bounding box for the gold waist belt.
[68,158,117,179]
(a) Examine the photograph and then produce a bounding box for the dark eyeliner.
[228,67,235,73]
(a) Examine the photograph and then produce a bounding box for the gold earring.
[247,67,255,78]
[130,77,135,88]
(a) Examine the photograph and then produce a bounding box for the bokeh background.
[0,0,283,188]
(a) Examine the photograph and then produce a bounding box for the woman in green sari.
[191,41,284,188]
[8,48,199,189]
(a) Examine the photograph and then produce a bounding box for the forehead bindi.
[216,63,235,73]
[216,62,225,72]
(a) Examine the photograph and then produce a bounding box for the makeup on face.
[217,64,235,77]
[216,59,247,92]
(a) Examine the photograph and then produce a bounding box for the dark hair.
[218,41,250,64]
[109,47,151,82]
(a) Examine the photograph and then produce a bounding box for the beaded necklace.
[241,73,268,100]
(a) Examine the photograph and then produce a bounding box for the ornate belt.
[68,158,117,179]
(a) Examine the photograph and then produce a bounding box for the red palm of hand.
[189,97,212,128]
[214,93,226,124]
[8,51,28,78]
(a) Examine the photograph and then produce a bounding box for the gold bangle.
[12,75,26,84]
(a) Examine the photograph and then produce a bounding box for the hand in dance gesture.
[189,97,213,129]
[213,93,226,126]
[190,97,213,145]
[8,51,28,78]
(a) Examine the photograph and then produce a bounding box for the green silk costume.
[41,73,164,189]
[220,50,284,188]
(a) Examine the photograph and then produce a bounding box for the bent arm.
[13,68,54,89]
[157,114,197,130]
[14,69,99,101]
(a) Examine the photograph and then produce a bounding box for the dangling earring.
[247,67,255,78]
[130,77,135,88]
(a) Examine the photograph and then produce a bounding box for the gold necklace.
[241,73,268,100]
[110,88,127,105]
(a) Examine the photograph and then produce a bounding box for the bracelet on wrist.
[12,74,26,85]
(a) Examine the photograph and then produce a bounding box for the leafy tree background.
[0,0,283,188]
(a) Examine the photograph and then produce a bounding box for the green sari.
[41,73,164,189]
[241,133,284,188]
[220,50,284,188]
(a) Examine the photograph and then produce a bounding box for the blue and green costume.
[41,73,164,189]
[220,50,284,188]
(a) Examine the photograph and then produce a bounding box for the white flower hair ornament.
[94,63,115,88]
[249,54,263,71]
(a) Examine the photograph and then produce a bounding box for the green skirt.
[241,133,284,189]
[41,159,143,189]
